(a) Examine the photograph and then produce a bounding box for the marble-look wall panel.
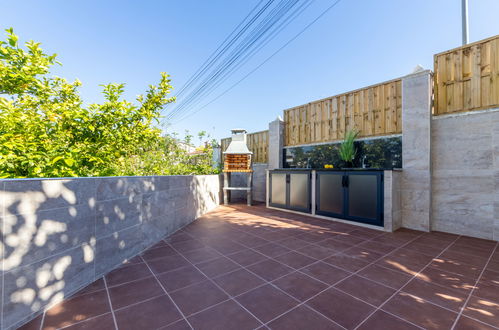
[1,175,220,330]
[432,110,499,240]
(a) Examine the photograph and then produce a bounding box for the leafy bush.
[0,28,218,178]
[338,129,359,166]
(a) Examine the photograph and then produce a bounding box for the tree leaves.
[0,28,218,178]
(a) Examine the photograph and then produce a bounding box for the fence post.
[268,116,284,170]
[400,69,433,231]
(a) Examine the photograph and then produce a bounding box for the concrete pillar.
[268,116,284,170]
[400,69,432,231]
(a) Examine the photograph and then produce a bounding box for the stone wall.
[431,110,499,240]
[0,175,220,330]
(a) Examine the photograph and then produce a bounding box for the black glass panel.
[348,174,378,219]
[284,136,402,169]
[318,173,343,215]
[270,173,286,205]
[289,173,308,209]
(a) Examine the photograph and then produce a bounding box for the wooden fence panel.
[434,35,499,115]
[220,130,269,163]
[284,79,402,146]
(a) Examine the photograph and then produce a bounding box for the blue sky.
[3,0,499,142]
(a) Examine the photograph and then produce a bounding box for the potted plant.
[339,129,359,168]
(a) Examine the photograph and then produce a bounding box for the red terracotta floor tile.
[316,239,354,252]
[43,290,111,329]
[169,280,228,316]
[205,239,247,255]
[274,251,317,269]
[341,246,384,263]
[300,261,351,285]
[247,259,293,281]
[187,299,261,330]
[382,292,457,330]
[440,249,490,268]
[108,277,164,310]
[486,260,499,273]
[463,295,499,327]
[399,242,445,257]
[273,271,328,301]
[165,231,194,243]
[277,237,312,250]
[323,253,371,272]
[156,264,207,292]
[17,314,43,330]
[158,319,191,330]
[472,280,499,303]
[480,269,499,286]
[213,268,265,296]
[454,315,497,330]
[179,246,222,264]
[114,295,182,330]
[429,257,484,279]
[358,264,412,290]
[415,266,477,294]
[335,275,396,307]
[170,239,206,252]
[295,244,336,260]
[141,245,178,261]
[268,305,343,330]
[402,278,468,312]
[226,249,269,266]
[236,284,299,323]
[330,233,366,245]
[196,256,241,278]
[146,254,191,275]
[105,262,153,287]
[356,310,420,330]
[60,313,116,330]
[375,256,427,277]
[254,243,291,258]
[356,240,397,255]
[306,287,375,329]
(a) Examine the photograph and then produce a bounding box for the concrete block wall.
[227,163,268,203]
[432,110,499,240]
[0,175,220,330]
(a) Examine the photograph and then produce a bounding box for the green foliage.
[0,28,218,178]
[338,129,359,165]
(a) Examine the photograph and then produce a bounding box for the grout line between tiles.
[353,234,462,330]
[177,217,428,329]
[166,242,266,328]
[450,241,499,330]
[103,277,119,330]
[141,258,195,330]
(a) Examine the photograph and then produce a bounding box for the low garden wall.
[0,175,220,330]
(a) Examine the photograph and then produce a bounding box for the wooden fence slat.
[434,34,499,115]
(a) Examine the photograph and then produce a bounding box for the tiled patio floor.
[20,204,499,330]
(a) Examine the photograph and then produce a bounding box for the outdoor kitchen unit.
[223,129,253,205]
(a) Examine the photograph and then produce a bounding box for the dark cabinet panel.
[316,171,383,227]
[269,171,311,213]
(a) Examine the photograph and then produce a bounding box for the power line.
[168,0,301,119]
[173,0,344,124]
[165,0,307,122]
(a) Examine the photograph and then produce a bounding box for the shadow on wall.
[0,175,220,329]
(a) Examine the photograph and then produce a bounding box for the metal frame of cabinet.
[316,171,384,227]
[269,170,311,213]
[268,170,384,227]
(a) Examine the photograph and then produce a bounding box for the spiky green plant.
[339,129,359,166]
